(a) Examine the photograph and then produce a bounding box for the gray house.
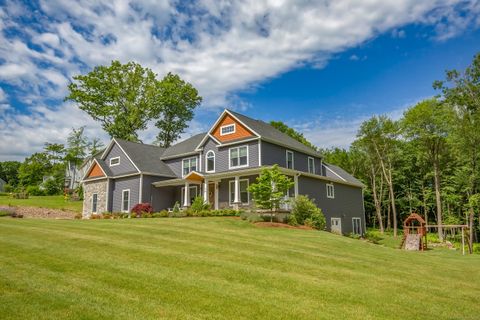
[0,178,6,192]
[82,109,365,235]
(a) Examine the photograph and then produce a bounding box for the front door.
[331,218,342,234]
[208,183,215,208]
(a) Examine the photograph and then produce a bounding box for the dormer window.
[110,157,120,166]
[220,124,236,136]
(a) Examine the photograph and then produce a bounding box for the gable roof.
[227,110,322,158]
[114,139,175,177]
[161,133,206,159]
[323,163,364,187]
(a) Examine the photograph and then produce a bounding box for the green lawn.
[0,195,82,212]
[1,218,479,319]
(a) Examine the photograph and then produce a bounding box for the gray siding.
[151,186,176,211]
[298,176,365,234]
[164,155,199,178]
[105,143,138,176]
[218,175,258,209]
[111,176,141,212]
[261,141,322,175]
[201,138,260,173]
[141,175,171,204]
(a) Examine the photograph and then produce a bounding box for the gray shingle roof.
[228,110,323,158]
[115,139,176,177]
[161,133,206,158]
[324,163,364,187]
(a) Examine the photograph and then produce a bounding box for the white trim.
[102,138,140,172]
[109,156,120,166]
[326,183,335,199]
[182,157,198,177]
[352,217,362,235]
[139,174,143,203]
[258,139,262,166]
[215,137,259,148]
[220,123,236,136]
[121,189,131,213]
[228,145,249,169]
[92,193,98,213]
[82,158,107,181]
[308,157,315,174]
[205,150,215,173]
[181,185,198,205]
[214,181,219,210]
[324,165,347,182]
[286,150,294,170]
[194,109,261,150]
[228,178,249,205]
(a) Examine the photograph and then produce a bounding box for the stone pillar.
[183,181,190,207]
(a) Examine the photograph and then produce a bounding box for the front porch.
[151,167,300,212]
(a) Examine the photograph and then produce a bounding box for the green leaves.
[66,61,202,146]
[247,165,294,211]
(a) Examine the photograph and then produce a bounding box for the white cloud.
[0,0,478,160]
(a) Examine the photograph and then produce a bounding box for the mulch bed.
[1,206,77,219]
[254,222,314,230]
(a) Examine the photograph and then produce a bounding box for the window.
[92,193,98,213]
[229,146,248,168]
[326,183,335,199]
[220,124,236,136]
[182,157,197,176]
[181,185,198,205]
[308,157,315,174]
[206,151,215,172]
[110,157,120,166]
[352,217,362,235]
[229,179,249,205]
[122,189,130,212]
[286,150,294,169]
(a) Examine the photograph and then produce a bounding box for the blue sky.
[0,0,479,160]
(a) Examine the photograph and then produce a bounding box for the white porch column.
[183,181,190,207]
[294,174,299,198]
[233,176,240,210]
[203,179,208,204]
[214,181,219,210]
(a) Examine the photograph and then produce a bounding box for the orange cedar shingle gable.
[211,114,254,142]
[87,162,105,178]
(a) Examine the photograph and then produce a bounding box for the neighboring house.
[0,178,6,192]
[82,109,366,235]
[65,150,103,190]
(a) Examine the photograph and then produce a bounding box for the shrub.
[74,213,82,219]
[102,212,112,219]
[172,202,181,213]
[289,195,325,230]
[247,213,263,223]
[90,214,102,219]
[240,211,250,220]
[365,231,383,244]
[131,203,153,216]
[152,210,169,218]
[4,184,14,193]
[43,178,62,195]
[12,192,29,199]
[190,196,210,214]
[26,185,45,196]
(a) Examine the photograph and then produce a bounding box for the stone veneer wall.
[83,180,108,218]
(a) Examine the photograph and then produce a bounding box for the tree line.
[320,53,480,246]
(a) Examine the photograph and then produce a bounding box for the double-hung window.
[206,151,215,172]
[92,193,98,213]
[122,189,130,212]
[326,183,335,199]
[229,179,249,205]
[286,150,294,169]
[229,146,248,168]
[182,157,197,176]
[308,157,315,174]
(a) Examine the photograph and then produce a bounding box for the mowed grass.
[0,195,82,212]
[1,218,479,320]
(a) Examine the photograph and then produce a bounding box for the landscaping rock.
[12,206,77,219]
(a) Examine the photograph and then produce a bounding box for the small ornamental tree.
[248,165,294,222]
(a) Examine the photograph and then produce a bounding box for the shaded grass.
[0,195,82,212]
[0,217,479,319]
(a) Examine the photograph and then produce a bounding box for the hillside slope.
[1,218,479,319]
